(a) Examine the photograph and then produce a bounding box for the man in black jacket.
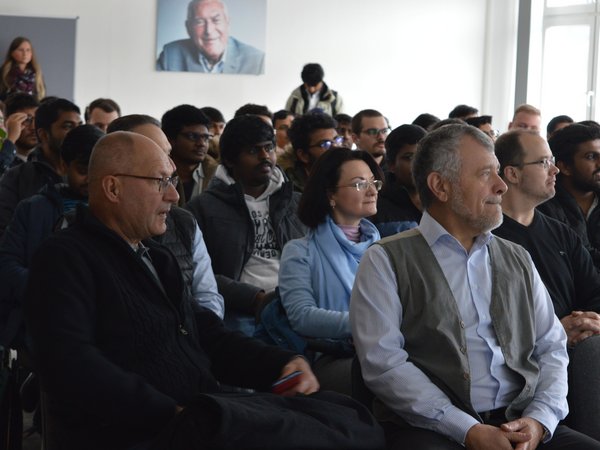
[494,129,600,441]
[0,98,82,236]
[538,123,600,268]
[186,115,307,335]
[24,131,381,450]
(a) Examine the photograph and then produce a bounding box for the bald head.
[89,132,160,180]
[88,131,167,201]
[88,131,179,244]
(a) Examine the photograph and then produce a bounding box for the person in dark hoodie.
[370,124,425,237]
[0,124,103,348]
[186,115,307,336]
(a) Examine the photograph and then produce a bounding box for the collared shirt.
[133,242,167,296]
[350,211,568,445]
[190,224,225,318]
[198,48,227,74]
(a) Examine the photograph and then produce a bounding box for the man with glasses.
[161,104,217,205]
[351,109,391,169]
[284,111,342,192]
[351,124,599,449]
[186,115,306,336]
[538,124,600,269]
[25,131,361,450]
[0,93,39,173]
[494,129,600,442]
[157,0,265,74]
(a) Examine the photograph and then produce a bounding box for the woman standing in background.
[0,37,45,101]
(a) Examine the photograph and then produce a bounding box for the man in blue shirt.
[350,124,600,449]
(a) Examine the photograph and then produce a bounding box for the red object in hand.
[271,371,303,395]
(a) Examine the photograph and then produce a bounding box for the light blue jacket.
[278,216,380,339]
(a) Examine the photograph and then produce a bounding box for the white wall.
[1,0,518,129]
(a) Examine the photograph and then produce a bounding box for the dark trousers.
[383,417,600,450]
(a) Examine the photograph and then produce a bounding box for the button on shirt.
[349,211,569,445]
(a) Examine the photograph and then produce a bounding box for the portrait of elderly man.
[156,0,265,74]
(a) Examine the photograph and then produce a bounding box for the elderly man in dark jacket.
[24,131,384,450]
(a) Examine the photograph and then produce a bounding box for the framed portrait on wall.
[156,0,266,75]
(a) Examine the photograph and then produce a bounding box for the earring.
[330,201,336,208]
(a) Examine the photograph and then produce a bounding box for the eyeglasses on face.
[309,136,344,150]
[336,179,383,192]
[246,142,276,155]
[362,127,391,137]
[179,132,214,143]
[485,129,500,139]
[519,156,556,170]
[113,174,179,192]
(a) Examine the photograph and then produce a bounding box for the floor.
[22,412,41,450]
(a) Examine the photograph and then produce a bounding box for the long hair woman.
[0,37,46,101]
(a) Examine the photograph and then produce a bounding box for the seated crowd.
[1,68,600,450]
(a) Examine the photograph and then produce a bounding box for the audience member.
[448,104,478,120]
[370,124,425,237]
[350,123,599,449]
[412,112,440,131]
[0,37,45,101]
[285,63,344,117]
[156,0,265,74]
[494,129,600,441]
[508,103,542,133]
[161,104,217,205]
[108,114,224,318]
[538,124,600,268]
[84,98,121,132]
[234,103,273,125]
[579,120,600,128]
[334,113,354,148]
[547,115,574,140]
[0,124,102,347]
[199,105,225,159]
[284,111,341,192]
[352,109,390,168]
[430,117,466,130]
[0,98,82,235]
[186,115,307,335]
[0,93,39,172]
[273,109,294,159]
[465,115,499,141]
[277,148,381,395]
[24,131,384,450]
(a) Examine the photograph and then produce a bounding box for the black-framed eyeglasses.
[309,136,343,151]
[520,156,556,170]
[246,142,276,155]
[179,132,214,143]
[362,127,391,137]
[336,180,383,192]
[113,174,179,192]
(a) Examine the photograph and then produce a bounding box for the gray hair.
[413,124,493,209]
[187,0,229,20]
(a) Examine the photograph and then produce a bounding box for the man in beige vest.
[350,124,600,449]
